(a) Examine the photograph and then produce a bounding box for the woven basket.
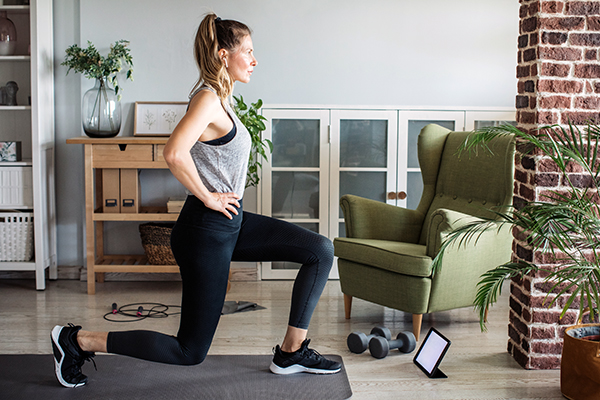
[139,223,176,265]
[0,210,34,261]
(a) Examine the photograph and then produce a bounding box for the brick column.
[510,0,600,370]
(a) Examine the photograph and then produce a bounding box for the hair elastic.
[215,17,222,22]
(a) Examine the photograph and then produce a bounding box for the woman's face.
[226,35,257,83]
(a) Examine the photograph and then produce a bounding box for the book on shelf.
[167,197,186,213]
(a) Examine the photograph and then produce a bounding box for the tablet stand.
[430,368,447,379]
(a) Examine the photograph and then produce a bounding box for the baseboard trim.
[0,265,259,282]
[79,266,259,282]
[0,265,81,280]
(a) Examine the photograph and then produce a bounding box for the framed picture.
[133,101,187,136]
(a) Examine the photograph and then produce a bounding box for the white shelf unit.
[0,0,57,290]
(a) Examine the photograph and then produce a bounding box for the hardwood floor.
[0,278,562,399]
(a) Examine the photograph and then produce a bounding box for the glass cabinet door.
[329,110,398,240]
[398,111,465,210]
[465,110,516,131]
[261,109,330,279]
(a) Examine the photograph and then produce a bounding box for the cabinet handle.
[387,192,397,200]
[397,191,407,200]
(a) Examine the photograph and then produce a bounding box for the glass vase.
[0,11,17,56]
[82,77,121,138]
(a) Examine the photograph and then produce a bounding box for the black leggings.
[106,195,334,365]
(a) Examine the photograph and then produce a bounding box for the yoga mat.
[221,300,266,315]
[0,354,352,400]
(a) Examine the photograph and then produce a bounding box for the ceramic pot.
[561,324,600,400]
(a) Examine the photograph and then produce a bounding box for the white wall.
[54,0,519,266]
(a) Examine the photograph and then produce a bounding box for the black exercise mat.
[221,300,266,315]
[0,354,352,400]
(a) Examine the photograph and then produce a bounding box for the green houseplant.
[433,122,600,329]
[62,40,134,137]
[432,122,600,398]
[233,95,273,188]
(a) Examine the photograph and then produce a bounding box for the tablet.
[413,327,451,379]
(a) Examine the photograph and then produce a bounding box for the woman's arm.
[163,91,240,219]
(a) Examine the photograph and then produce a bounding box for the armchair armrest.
[339,194,425,243]
[424,207,513,313]
[425,208,500,258]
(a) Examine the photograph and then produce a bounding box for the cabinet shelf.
[0,55,31,61]
[0,5,30,12]
[0,106,31,110]
[94,255,178,273]
[0,260,35,271]
[0,159,32,166]
[93,206,178,222]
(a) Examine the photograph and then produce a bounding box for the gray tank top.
[188,86,251,196]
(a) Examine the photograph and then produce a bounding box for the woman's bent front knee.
[313,234,334,267]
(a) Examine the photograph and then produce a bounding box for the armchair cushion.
[333,238,432,277]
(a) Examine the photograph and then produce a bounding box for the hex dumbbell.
[368,331,417,359]
[347,326,391,354]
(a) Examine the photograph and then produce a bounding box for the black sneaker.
[270,339,342,375]
[51,324,96,387]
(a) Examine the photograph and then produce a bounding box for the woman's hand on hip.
[203,192,241,219]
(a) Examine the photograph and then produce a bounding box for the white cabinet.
[260,106,514,280]
[0,0,56,290]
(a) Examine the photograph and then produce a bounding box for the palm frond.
[514,199,600,254]
[550,260,600,321]
[438,121,600,330]
[459,124,523,156]
[474,261,539,331]
[461,123,600,185]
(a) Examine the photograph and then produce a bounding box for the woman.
[51,13,340,388]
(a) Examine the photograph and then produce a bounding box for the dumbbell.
[368,331,417,359]
[347,326,391,354]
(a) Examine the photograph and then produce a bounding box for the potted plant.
[232,95,273,188]
[432,122,600,399]
[62,40,134,137]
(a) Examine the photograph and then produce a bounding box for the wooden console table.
[67,136,179,294]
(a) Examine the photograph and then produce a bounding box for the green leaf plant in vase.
[62,40,133,138]
[233,95,273,188]
[432,122,600,399]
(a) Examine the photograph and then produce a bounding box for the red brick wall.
[512,0,600,369]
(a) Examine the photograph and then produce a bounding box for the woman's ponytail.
[191,13,251,102]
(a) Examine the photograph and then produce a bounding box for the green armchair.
[333,124,515,340]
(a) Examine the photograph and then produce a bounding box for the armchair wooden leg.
[344,293,353,319]
[412,314,423,341]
